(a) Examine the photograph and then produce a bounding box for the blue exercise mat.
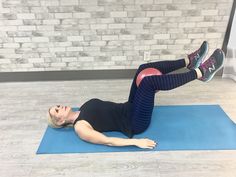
[37,105,236,154]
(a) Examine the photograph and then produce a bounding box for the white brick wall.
[0,0,233,71]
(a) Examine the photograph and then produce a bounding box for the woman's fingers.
[147,139,157,145]
[147,139,157,149]
[137,138,158,149]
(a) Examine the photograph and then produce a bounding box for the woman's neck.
[67,111,80,124]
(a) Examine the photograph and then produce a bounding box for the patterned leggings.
[128,59,197,134]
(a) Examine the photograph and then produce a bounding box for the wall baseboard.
[0,69,137,82]
[0,68,222,82]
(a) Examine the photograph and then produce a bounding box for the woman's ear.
[56,117,66,126]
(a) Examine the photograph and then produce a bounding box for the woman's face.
[49,105,72,125]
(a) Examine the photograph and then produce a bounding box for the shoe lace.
[189,49,200,60]
[202,56,216,69]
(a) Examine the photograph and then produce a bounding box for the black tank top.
[73,98,133,138]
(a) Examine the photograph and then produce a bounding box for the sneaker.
[199,49,225,82]
[187,41,209,69]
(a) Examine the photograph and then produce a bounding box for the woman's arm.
[75,121,156,149]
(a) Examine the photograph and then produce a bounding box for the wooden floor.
[0,77,236,177]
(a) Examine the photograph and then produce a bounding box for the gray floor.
[0,77,236,177]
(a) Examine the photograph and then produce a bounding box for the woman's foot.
[198,49,225,82]
[187,41,209,69]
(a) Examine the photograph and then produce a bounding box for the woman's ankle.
[195,68,203,79]
[184,57,190,67]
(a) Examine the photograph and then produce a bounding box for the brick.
[197,22,214,27]
[61,57,77,62]
[60,0,78,6]
[18,63,34,68]
[28,58,44,63]
[124,50,139,56]
[110,11,127,17]
[169,28,184,33]
[128,29,149,34]
[4,54,22,58]
[3,43,20,48]
[102,35,119,41]
[111,56,127,61]
[128,11,146,17]
[108,24,126,29]
[0,26,17,31]
[179,22,196,28]
[43,20,60,25]
[80,30,96,35]
[168,45,184,50]
[67,47,83,51]
[165,11,182,16]
[154,34,170,39]
[40,0,59,6]
[18,26,36,31]
[73,13,91,18]
[133,18,150,23]
[14,37,31,43]
[91,24,107,29]
[90,41,106,46]
[55,13,72,19]
[201,10,218,16]
[2,20,23,26]
[49,48,66,52]
[83,47,100,51]
[67,36,84,41]
[51,63,66,67]
[175,39,191,44]
[81,6,104,12]
[78,57,94,61]
[32,37,49,43]
[0,49,15,53]
[37,25,54,31]
[54,42,72,47]
[0,7,10,13]
[160,55,176,60]
[37,48,49,52]
[126,23,143,29]
[119,35,136,40]
[173,0,191,3]
[84,35,101,41]
[80,0,97,5]
[98,18,115,24]
[17,13,35,19]
[151,45,167,50]
[188,33,204,39]
[92,12,110,18]
[40,53,54,58]
[185,17,204,22]
[141,40,157,45]
[146,11,164,17]
[154,0,172,4]
[205,33,222,38]
[0,59,11,64]
[134,45,150,50]
[135,0,153,5]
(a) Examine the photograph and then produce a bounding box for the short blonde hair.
[47,108,73,128]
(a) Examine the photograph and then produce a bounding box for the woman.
[47,41,224,149]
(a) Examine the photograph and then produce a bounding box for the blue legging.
[128,59,197,134]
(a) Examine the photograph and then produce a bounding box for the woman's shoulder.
[82,98,101,105]
[74,120,94,131]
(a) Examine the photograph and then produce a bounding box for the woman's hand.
[134,138,157,149]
